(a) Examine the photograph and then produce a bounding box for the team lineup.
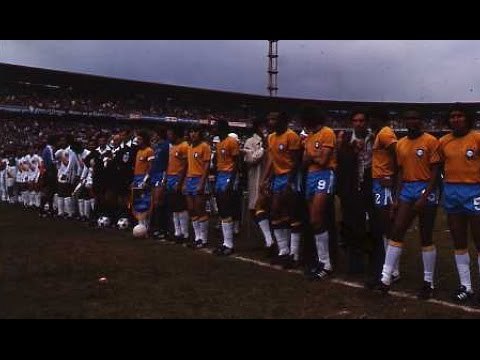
[1,105,480,306]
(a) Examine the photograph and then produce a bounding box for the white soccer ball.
[132,224,148,238]
[117,217,130,230]
[97,216,111,228]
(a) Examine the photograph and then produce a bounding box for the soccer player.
[379,110,441,299]
[164,126,189,244]
[73,140,94,221]
[40,135,58,217]
[149,126,170,240]
[301,107,336,279]
[55,135,81,218]
[439,105,480,303]
[29,147,43,209]
[0,155,7,202]
[261,112,302,267]
[366,111,400,288]
[112,130,137,224]
[91,134,113,224]
[131,130,155,228]
[183,125,211,249]
[6,156,17,204]
[212,120,240,256]
[77,139,97,222]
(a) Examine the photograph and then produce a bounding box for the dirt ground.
[1,203,479,319]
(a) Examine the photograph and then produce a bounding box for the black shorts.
[111,180,131,196]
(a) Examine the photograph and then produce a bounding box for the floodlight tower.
[267,40,279,97]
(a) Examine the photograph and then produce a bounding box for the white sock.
[29,191,35,206]
[422,247,436,285]
[383,235,389,251]
[234,220,240,235]
[381,244,403,285]
[285,228,292,250]
[274,228,289,256]
[192,220,201,241]
[200,219,209,244]
[89,198,95,212]
[70,198,77,217]
[35,192,41,207]
[84,199,91,219]
[65,197,75,217]
[32,191,39,207]
[290,232,301,261]
[22,191,28,206]
[53,194,58,211]
[258,219,273,247]
[455,252,472,292]
[478,255,480,278]
[78,199,85,217]
[179,211,190,239]
[57,197,65,216]
[64,197,71,216]
[315,231,331,271]
[173,212,182,237]
[221,220,234,249]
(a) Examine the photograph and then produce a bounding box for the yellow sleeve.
[229,138,240,156]
[321,129,335,148]
[429,138,441,164]
[379,128,397,148]
[202,143,211,162]
[288,132,301,150]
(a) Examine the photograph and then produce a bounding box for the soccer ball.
[117,218,130,230]
[97,216,111,228]
[132,224,148,238]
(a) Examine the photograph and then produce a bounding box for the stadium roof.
[2,62,480,113]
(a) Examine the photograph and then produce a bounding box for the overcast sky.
[2,40,480,103]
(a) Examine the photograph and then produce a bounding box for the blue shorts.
[372,179,394,208]
[443,183,480,214]
[399,181,438,206]
[215,172,235,193]
[184,176,208,196]
[305,170,335,199]
[150,171,165,187]
[166,175,179,193]
[271,174,293,194]
[132,175,151,213]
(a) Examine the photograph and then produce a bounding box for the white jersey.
[0,158,7,189]
[16,157,28,183]
[78,149,91,179]
[27,154,42,182]
[56,149,69,183]
[6,161,17,187]
[56,147,79,184]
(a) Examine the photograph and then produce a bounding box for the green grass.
[1,203,479,318]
